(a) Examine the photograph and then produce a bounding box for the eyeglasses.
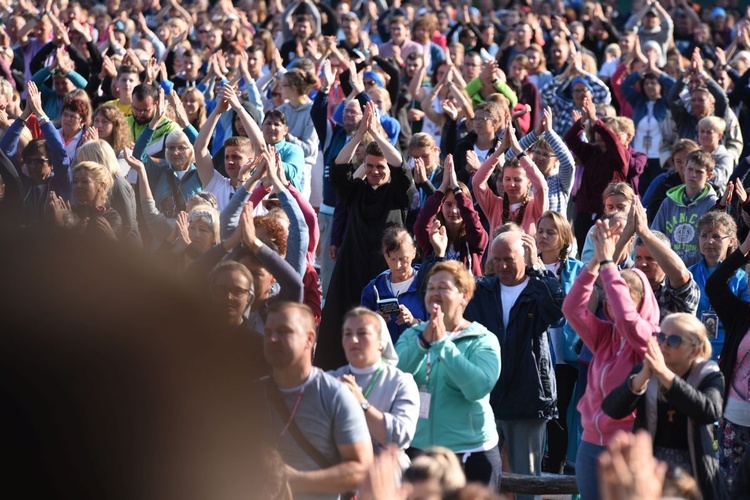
[213,285,250,297]
[473,116,493,122]
[26,157,50,166]
[198,30,210,34]
[533,150,556,158]
[657,333,695,348]
[166,144,191,152]
[699,233,731,242]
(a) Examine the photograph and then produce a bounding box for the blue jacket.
[464,270,565,420]
[361,268,428,344]
[553,257,586,365]
[688,258,750,360]
[621,72,674,127]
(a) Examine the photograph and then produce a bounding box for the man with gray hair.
[619,198,699,320]
[464,230,565,500]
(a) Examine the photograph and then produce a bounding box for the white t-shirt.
[500,277,530,328]
[204,170,238,212]
[474,145,490,163]
[390,275,415,298]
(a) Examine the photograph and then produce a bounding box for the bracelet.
[37,115,50,126]
[418,332,431,350]
[515,151,527,159]
[452,186,462,197]
[599,259,614,267]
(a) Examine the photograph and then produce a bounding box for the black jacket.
[602,361,728,499]
[464,270,565,420]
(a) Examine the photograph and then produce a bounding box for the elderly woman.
[361,226,427,344]
[330,307,420,469]
[602,313,727,499]
[133,90,201,219]
[70,160,121,238]
[396,260,502,489]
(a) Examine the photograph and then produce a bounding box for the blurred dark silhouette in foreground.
[0,228,273,499]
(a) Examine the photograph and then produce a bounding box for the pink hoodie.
[562,266,660,446]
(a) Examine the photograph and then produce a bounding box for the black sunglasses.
[657,333,694,348]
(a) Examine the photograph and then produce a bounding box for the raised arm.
[221,84,266,153]
[193,97,228,187]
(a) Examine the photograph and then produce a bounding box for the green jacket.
[465,77,518,108]
[395,321,500,452]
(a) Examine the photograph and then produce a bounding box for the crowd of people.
[1,0,750,498]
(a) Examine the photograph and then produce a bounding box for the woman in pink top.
[562,218,660,500]
[471,121,548,238]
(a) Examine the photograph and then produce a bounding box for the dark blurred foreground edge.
[0,228,272,500]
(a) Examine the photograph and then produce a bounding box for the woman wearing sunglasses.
[602,313,727,499]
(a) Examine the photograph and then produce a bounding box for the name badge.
[701,312,718,339]
[418,390,432,419]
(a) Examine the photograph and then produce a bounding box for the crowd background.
[1,0,750,498]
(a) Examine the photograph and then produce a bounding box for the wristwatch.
[361,401,371,412]
[526,263,544,276]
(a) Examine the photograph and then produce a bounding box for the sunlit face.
[643,12,659,29]
[224,145,251,179]
[261,118,288,145]
[502,165,530,203]
[473,110,497,137]
[384,241,416,282]
[390,22,407,44]
[247,50,265,76]
[60,109,83,135]
[515,24,532,46]
[462,55,482,80]
[183,55,202,79]
[684,161,712,193]
[698,125,721,151]
[531,147,557,177]
[550,43,568,66]
[73,170,101,206]
[635,244,665,287]
[658,322,699,369]
[207,30,221,49]
[371,94,387,112]
[182,93,201,116]
[211,268,252,325]
[526,49,541,69]
[698,224,733,265]
[410,145,438,171]
[131,95,156,125]
[405,58,423,78]
[509,61,527,81]
[223,21,238,41]
[364,154,390,187]
[342,101,363,134]
[643,76,661,101]
[342,314,382,368]
[619,34,635,55]
[690,91,713,119]
[572,83,591,108]
[491,236,526,286]
[263,309,313,368]
[536,216,563,257]
[165,139,193,170]
[604,194,631,215]
[440,190,463,229]
[188,218,215,252]
[425,270,467,318]
[414,26,429,43]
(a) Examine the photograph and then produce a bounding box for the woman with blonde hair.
[76,140,140,244]
[181,88,207,131]
[602,313,727,499]
[70,160,121,238]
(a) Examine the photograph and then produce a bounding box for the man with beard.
[262,302,372,500]
[127,83,179,157]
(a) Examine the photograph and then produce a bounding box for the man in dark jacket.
[464,231,565,500]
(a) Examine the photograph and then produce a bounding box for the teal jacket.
[395,321,500,452]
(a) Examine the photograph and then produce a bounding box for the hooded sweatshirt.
[562,266,660,446]
[650,184,718,267]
